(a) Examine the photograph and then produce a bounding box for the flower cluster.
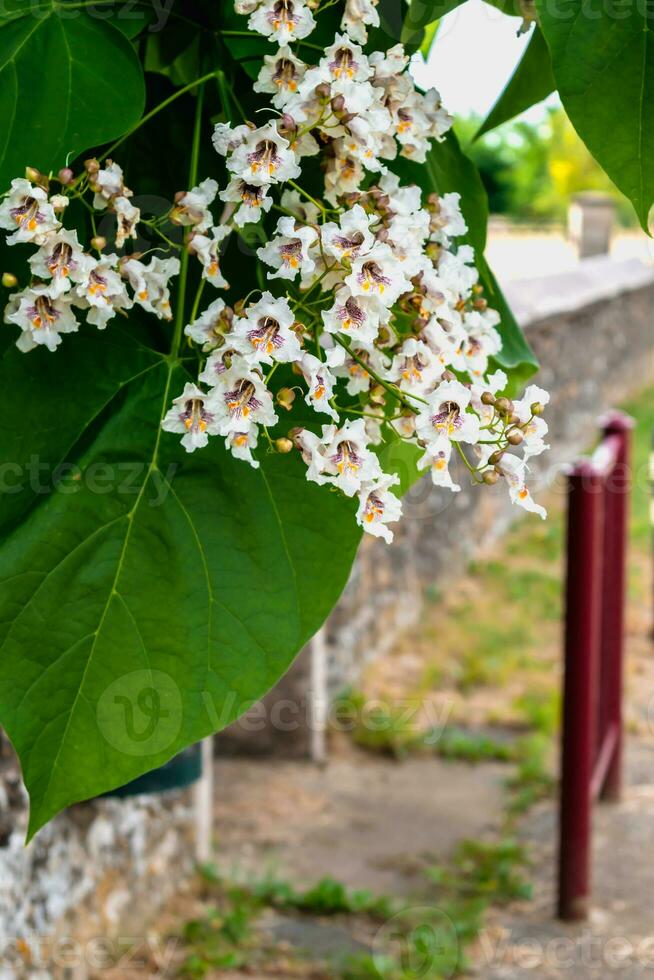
[0,167,179,352]
[0,0,550,544]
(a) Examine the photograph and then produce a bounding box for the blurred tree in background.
[457,108,635,226]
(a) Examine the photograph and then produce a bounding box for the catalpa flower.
[321,204,376,262]
[225,429,260,469]
[249,0,316,44]
[254,46,307,108]
[320,34,372,85]
[4,285,78,353]
[162,382,223,453]
[416,379,481,445]
[92,161,132,208]
[314,418,383,497]
[257,215,317,281]
[321,291,385,347]
[0,178,59,245]
[208,361,278,435]
[114,196,140,249]
[220,178,273,228]
[388,338,441,397]
[185,297,233,352]
[28,229,93,297]
[341,0,380,43]
[498,454,546,520]
[345,242,412,307]
[228,122,301,186]
[189,225,231,288]
[75,255,131,329]
[173,178,218,232]
[232,291,302,365]
[417,438,460,492]
[356,473,402,543]
[122,255,179,321]
[299,352,339,420]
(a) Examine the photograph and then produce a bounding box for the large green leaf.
[0,3,144,188]
[537,0,654,232]
[0,327,361,839]
[475,27,555,139]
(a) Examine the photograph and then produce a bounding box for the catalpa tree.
[0,0,648,838]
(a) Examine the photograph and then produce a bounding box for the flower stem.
[171,86,205,358]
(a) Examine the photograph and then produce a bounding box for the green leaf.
[475,27,555,139]
[537,0,654,232]
[393,130,538,383]
[0,4,145,188]
[0,327,361,838]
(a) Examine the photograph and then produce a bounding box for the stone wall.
[220,256,654,753]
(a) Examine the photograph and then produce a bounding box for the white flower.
[225,428,260,468]
[257,215,317,281]
[185,297,232,352]
[28,229,93,297]
[161,382,223,452]
[499,454,546,519]
[356,473,402,542]
[254,46,307,107]
[92,161,131,208]
[75,254,131,329]
[50,194,69,211]
[325,146,365,205]
[341,0,380,43]
[300,418,382,496]
[330,342,388,396]
[388,338,441,396]
[345,242,412,307]
[5,285,78,353]
[299,352,339,420]
[249,0,316,44]
[430,192,467,245]
[220,178,273,228]
[369,44,408,80]
[207,360,278,434]
[232,291,302,364]
[513,384,550,423]
[114,196,140,249]
[189,225,231,288]
[320,34,372,85]
[173,178,218,232]
[122,255,179,320]
[0,178,59,245]
[321,291,385,346]
[321,204,376,262]
[416,379,481,445]
[212,122,252,157]
[228,122,301,186]
[417,438,460,492]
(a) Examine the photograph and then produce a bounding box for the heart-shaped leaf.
[0,326,361,839]
[0,3,145,187]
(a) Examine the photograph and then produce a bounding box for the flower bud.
[377,327,391,345]
[91,235,106,251]
[473,298,488,311]
[84,158,100,176]
[275,437,294,454]
[25,166,42,183]
[481,391,495,406]
[369,384,385,405]
[2,272,17,289]
[291,320,306,337]
[495,397,513,416]
[276,387,296,410]
[331,94,345,114]
[531,402,544,416]
[489,450,504,465]
[58,167,74,185]
[483,469,499,486]
[507,429,525,446]
[315,82,331,100]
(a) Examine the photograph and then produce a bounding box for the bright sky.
[410,0,553,120]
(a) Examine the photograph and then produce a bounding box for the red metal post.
[558,461,604,921]
[598,413,632,801]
